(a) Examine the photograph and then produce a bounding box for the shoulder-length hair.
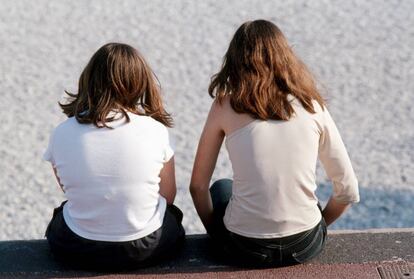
[60,42,173,128]
[209,20,325,120]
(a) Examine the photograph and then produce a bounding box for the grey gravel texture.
[0,0,413,240]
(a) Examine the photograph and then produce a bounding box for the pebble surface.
[0,0,413,240]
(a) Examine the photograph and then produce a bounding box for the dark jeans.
[45,201,185,271]
[208,179,327,267]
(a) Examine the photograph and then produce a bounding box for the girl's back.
[45,112,172,241]
[221,95,358,238]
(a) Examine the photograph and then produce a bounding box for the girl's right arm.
[322,197,351,226]
[159,156,177,205]
[318,108,360,226]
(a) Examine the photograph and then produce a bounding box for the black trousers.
[208,179,327,267]
[45,202,185,271]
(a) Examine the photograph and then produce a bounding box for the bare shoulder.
[207,96,229,123]
[211,95,237,117]
[211,95,255,135]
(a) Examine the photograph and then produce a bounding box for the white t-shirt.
[43,112,174,242]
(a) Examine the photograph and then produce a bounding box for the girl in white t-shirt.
[44,43,184,270]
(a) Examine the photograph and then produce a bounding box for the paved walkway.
[0,229,413,278]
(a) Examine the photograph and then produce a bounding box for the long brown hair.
[209,20,325,120]
[60,43,173,128]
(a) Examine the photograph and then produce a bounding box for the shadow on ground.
[316,183,414,229]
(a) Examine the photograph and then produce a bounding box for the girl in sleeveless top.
[190,20,359,266]
[43,43,184,270]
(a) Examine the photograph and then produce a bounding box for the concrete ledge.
[0,230,413,278]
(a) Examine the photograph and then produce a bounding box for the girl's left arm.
[52,167,65,193]
[190,101,225,231]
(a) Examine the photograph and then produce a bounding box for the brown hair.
[60,42,173,128]
[209,20,325,120]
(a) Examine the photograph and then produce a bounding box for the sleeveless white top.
[43,112,174,241]
[223,98,359,238]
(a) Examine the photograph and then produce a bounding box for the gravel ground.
[0,0,413,240]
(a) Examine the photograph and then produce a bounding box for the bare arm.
[52,167,65,193]
[322,197,351,226]
[190,102,225,230]
[159,156,177,205]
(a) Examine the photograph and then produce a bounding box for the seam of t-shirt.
[224,213,322,239]
[62,197,167,242]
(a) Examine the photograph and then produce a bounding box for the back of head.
[60,42,172,128]
[209,20,325,120]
